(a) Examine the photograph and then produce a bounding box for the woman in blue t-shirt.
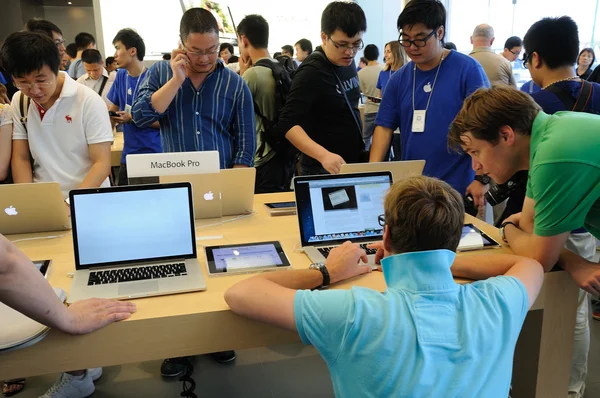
[377,41,405,96]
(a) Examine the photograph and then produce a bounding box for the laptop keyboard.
[318,244,377,258]
[87,263,187,285]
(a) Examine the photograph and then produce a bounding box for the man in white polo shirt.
[76,49,115,108]
[3,31,113,204]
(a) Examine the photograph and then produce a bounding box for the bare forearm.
[150,78,182,114]
[369,126,393,162]
[285,126,328,162]
[505,225,534,259]
[451,254,538,280]
[11,154,33,183]
[79,161,111,189]
[255,269,323,290]
[0,237,71,332]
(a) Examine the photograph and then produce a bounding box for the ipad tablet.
[264,201,296,216]
[458,224,501,251]
[205,241,291,275]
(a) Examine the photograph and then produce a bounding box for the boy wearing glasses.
[370,0,490,211]
[277,1,367,176]
[4,32,112,200]
[225,176,543,397]
[132,8,255,170]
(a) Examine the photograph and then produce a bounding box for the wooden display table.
[0,193,578,398]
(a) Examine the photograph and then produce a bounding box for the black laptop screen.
[71,184,196,268]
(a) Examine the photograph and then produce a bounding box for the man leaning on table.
[226,176,543,398]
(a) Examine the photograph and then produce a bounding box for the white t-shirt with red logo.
[12,72,113,199]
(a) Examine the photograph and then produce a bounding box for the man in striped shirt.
[132,8,255,169]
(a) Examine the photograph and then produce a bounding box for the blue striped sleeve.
[132,62,168,128]
[232,78,256,166]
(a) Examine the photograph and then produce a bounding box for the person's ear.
[320,32,327,46]
[531,52,542,69]
[438,26,445,41]
[470,36,473,45]
[383,226,393,253]
[499,125,517,146]
[490,37,495,46]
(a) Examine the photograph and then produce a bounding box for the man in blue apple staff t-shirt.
[370,0,490,209]
[107,29,162,185]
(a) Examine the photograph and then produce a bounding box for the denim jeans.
[362,112,377,150]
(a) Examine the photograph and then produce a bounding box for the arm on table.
[0,234,136,334]
[225,241,372,331]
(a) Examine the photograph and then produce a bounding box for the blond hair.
[384,176,464,253]
[383,41,405,72]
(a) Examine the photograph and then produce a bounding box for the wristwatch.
[500,221,517,243]
[475,175,491,185]
[309,262,330,289]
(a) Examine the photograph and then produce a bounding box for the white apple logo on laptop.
[4,206,18,216]
[204,191,214,201]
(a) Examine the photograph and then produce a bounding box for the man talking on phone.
[132,7,255,376]
[132,8,255,170]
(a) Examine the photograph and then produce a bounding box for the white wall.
[43,6,97,45]
[356,0,402,63]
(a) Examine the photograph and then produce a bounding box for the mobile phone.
[109,111,119,117]
[265,201,296,216]
[367,96,382,104]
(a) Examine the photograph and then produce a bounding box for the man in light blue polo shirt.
[225,176,543,397]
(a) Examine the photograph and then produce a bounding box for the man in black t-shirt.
[277,1,367,176]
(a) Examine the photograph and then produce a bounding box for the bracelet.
[500,221,517,243]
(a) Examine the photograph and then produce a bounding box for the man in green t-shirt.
[237,14,290,194]
[448,85,600,293]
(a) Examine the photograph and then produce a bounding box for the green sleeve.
[530,162,600,236]
[241,68,257,95]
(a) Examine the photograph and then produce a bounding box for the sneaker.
[210,350,236,364]
[160,358,186,377]
[568,383,586,398]
[86,368,102,382]
[39,371,95,398]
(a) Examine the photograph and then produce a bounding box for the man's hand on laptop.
[325,241,372,284]
[367,241,386,271]
[62,298,137,335]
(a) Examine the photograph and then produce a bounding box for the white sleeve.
[82,91,113,145]
[10,92,28,140]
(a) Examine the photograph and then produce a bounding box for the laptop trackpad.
[118,281,159,296]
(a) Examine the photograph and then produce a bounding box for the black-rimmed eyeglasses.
[398,28,438,48]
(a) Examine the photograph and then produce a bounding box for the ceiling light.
[68,1,72,4]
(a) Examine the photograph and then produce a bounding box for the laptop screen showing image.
[71,185,196,268]
[294,173,392,246]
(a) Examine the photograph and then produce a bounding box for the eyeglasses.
[14,81,54,91]
[54,39,65,47]
[378,214,386,228]
[327,37,364,52]
[398,28,438,48]
[522,52,530,68]
[509,49,520,56]
[180,39,219,57]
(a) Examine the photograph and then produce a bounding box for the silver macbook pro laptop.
[0,182,70,235]
[340,160,425,182]
[67,182,206,303]
[293,171,393,266]
[160,168,256,218]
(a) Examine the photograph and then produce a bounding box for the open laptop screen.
[294,172,392,247]
[70,183,196,269]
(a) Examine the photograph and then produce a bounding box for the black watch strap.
[475,175,491,184]
[310,262,330,289]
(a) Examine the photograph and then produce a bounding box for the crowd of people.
[1,0,600,397]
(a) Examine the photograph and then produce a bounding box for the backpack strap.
[98,75,109,97]
[573,80,593,112]
[19,94,30,133]
[544,84,576,110]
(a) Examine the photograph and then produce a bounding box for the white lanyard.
[412,51,445,112]
[126,68,146,104]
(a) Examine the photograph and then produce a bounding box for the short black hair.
[66,43,77,58]
[75,32,95,51]
[359,57,368,65]
[397,0,446,40]
[281,44,294,57]
[444,42,457,50]
[24,18,62,38]
[81,49,102,64]
[578,48,596,67]
[180,8,219,41]
[273,51,282,58]
[321,1,367,38]
[363,44,379,61]
[106,56,116,64]
[523,16,579,69]
[504,36,522,50]
[1,31,60,78]
[295,38,313,54]
[113,28,146,61]
[229,55,239,63]
[162,53,171,60]
[237,14,269,49]
[220,43,234,54]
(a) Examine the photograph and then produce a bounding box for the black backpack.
[252,58,294,158]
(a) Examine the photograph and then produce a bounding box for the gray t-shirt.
[358,64,384,114]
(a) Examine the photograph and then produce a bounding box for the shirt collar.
[470,46,494,54]
[381,249,458,292]
[85,68,109,80]
[59,71,78,98]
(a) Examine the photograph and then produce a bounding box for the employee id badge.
[412,110,426,133]
[124,104,132,114]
